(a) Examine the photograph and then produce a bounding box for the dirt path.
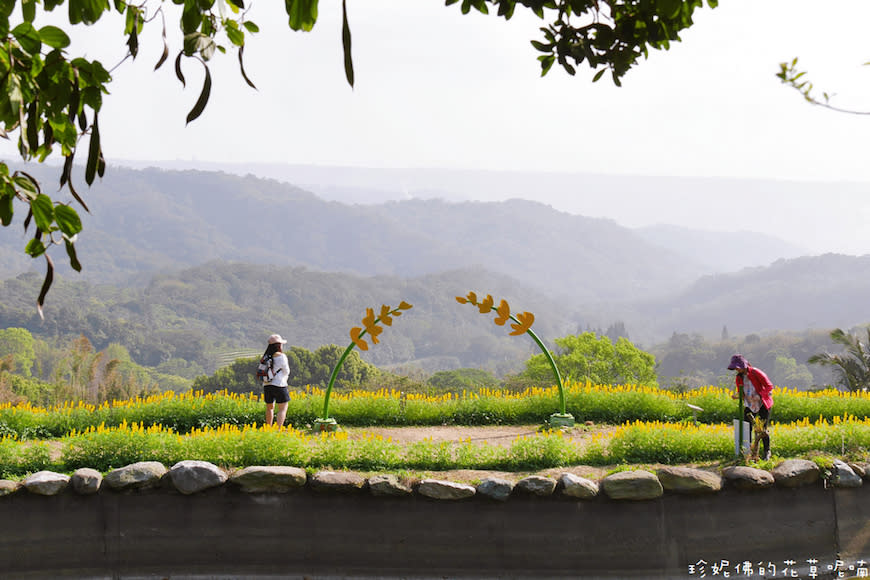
[342,424,615,483]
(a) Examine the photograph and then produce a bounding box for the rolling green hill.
[0,165,706,305]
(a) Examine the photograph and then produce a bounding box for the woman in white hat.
[261,334,291,427]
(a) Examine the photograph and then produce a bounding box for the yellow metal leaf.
[478,294,494,314]
[494,299,511,326]
[509,311,535,336]
[349,327,369,351]
[379,304,393,326]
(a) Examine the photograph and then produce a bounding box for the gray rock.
[722,466,775,490]
[71,468,103,495]
[771,459,820,488]
[368,474,412,497]
[853,461,870,479]
[832,459,863,488]
[168,460,227,495]
[848,462,867,478]
[417,479,476,500]
[476,477,514,501]
[104,461,167,491]
[23,471,70,496]
[516,475,556,496]
[559,473,599,499]
[310,471,366,493]
[601,470,663,500]
[656,466,722,494]
[229,466,307,493]
[0,479,21,497]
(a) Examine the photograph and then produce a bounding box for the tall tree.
[0,0,718,311]
[808,327,870,392]
[523,331,657,386]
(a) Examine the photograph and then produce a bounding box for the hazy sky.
[4,1,870,252]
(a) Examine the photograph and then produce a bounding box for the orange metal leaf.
[379,304,393,326]
[349,327,369,351]
[494,299,511,326]
[509,311,535,336]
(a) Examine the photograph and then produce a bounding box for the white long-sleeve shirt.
[267,352,290,387]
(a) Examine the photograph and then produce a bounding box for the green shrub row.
[3,384,870,440]
[3,419,870,479]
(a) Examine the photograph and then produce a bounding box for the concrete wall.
[2,484,869,579]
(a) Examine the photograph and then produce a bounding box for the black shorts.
[263,385,290,404]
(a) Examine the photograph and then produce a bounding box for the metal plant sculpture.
[314,301,413,432]
[456,291,574,428]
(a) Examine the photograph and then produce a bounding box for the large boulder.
[71,468,103,495]
[515,475,557,497]
[24,471,70,496]
[310,471,366,493]
[417,479,475,500]
[104,461,167,491]
[476,477,515,502]
[656,466,722,494]
[601,470,663,500]
[168,460,227,495]
[0,479,20,497]
[832,459,863,488]
[229,466,307,493]
[722,466,774,490]
[771,460,820,488]
[559,473,599,499]
[368,474,413,497]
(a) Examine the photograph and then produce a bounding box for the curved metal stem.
[508,313,566,415]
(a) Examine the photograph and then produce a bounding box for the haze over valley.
[0,163,867,387]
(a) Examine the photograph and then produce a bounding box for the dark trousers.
[744,405,771,457]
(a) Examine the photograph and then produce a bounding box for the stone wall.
[2,460,869,579]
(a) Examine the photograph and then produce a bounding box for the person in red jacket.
[728,354,774,460]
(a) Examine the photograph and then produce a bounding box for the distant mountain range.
[1,164,867,351]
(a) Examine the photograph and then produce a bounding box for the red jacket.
[736,366,774,410]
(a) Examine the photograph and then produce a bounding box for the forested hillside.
[1,165,867,398]
[621,254,870,343]
[0,263,575,376]
[0,164,714,305]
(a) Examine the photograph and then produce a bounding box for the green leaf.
[656,0,682,19]
[242,21,259,33]
[0,191,12,226]
[36,253,54,319]
[12,22,42,55]
[7,74,23,117]
[38,25,71,49]
[26,100,39,153]
[226,25,244,47]
[23,0,36,22]
[85,112,100,185]
[237,45,256,89]
[285,0,318,32]
[341,0,354,88]
[25,237,46,257]
[54,204,82,236]
[65,239,82,271]
[185,62,212,124]
[181,0,201,34]
[154,42,169,70]
[30,193,54,232]
[175,51,186,87]
[13,175,39,200]
[592,68,605,82]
